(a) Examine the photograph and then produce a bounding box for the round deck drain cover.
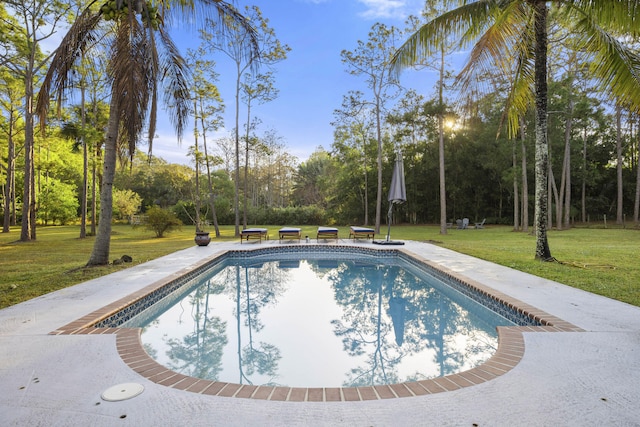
[101,383,144,402]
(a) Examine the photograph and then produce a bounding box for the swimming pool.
[118,247,522,388]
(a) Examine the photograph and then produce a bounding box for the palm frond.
[111,18,154,158]
[36,7,103,128]
[456,2,532,98]
[499,4,537,138]
[568,0,640,37]
[158,25,192,142]
[451,1,536,138]
[502,48,535,137]
[390,0,498,77]
[567,4,640,112]
[143,8,160,154]
[163,0,260,65]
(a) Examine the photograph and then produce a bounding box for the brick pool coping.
[50,247,584,402]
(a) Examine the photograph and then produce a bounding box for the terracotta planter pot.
[194,231,211,246]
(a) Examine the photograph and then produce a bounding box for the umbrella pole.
[386,203,393,241]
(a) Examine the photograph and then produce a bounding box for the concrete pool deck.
[1,239,639,426]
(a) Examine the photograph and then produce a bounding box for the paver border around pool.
[49,244,584,402]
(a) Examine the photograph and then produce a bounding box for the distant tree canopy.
[2,0,640,249]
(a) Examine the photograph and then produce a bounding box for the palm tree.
[37,0,258,266]
[391,0,640,260]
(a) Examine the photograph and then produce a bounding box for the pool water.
[129,253,513,388]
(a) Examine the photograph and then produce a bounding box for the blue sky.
[152,0,437,166]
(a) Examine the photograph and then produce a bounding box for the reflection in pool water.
[131,254,513,388]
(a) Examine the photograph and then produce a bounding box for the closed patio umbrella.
[375,151,406,245]
[388,296,406,346]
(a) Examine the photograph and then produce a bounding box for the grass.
[1,223,639,309]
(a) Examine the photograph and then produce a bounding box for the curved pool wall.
[51,244,583,401]
[125,250,512,388]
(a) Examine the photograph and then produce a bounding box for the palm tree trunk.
[533,0,552,260]
[87,95,119,266]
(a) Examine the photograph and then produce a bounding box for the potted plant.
[189,143,211,246]
[194,228,211,246]
[194,216,210,246]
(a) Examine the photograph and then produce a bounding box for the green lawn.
[1,223,638,309]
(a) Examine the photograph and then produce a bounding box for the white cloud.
[356,0,422,20]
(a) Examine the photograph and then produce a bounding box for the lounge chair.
[240,228,268,243]
[279,227,301,242]
[316,226,338,242]
[475,218,486,229]
[456,218,469,229]
[349,226,375,240]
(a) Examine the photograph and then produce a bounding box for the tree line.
[2,1,640,266]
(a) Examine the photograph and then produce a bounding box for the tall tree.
[386,89,430,225]
[37,0,258,266]
[404,1,459,235]
[391,0,640,260]
[3,0,68,241]
[206,5,288,235]
[292,148,338,208]
[0,65,23,233]
[342,22,401,233]
[332,90,375,225]
[634,113,640,224]
[241,71,279,227]
[615,104,624,224]
[59,60,109,239]
[0,7,24,233]
[520,118,530,232]
[187,46,225,237]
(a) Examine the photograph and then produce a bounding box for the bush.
[145,206,182,237]
[113,188,142,221]
[172,199,234,227]
[38,178,79,225]
[245,205,330,225]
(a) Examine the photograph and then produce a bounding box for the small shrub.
[113,188,142,221]
[38,179,79,225]
[145,206,182,237]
